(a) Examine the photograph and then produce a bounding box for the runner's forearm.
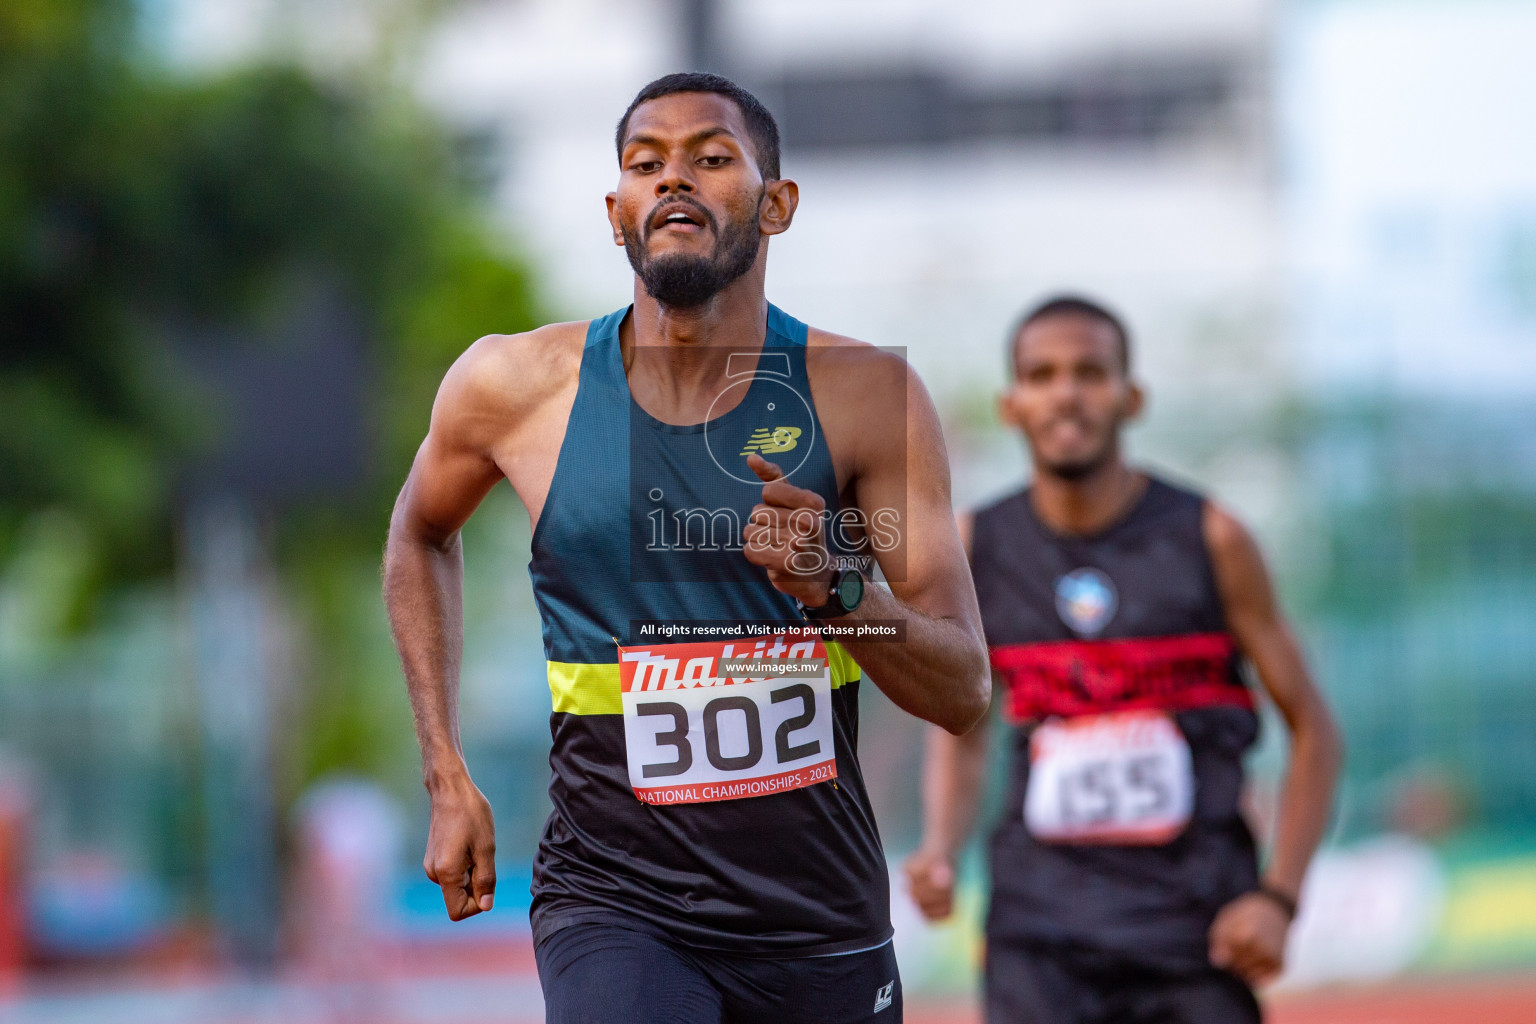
[836,584,990,734]
[1264,701,1342,899]
[384,515,471,789]
[1203,504,1343,905]
[918,722,990,858]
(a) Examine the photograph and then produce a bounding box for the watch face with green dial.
[835,570,864,611]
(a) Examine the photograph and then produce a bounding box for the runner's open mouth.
[650,202,709,232]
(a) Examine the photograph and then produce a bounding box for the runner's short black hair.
[1009,294,1132,376]
[616,72,781,181]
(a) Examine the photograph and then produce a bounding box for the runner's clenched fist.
[743,452,834,606]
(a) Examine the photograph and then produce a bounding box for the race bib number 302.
[618,636,838,806]
[1024,709,1193,845]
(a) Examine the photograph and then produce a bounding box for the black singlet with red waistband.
[971,475,1260,971]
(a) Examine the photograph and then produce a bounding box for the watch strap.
[800,569,860,620]
[1253,883,1298,921]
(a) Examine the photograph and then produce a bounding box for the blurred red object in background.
[0,765,31,995]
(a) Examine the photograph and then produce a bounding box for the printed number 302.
[636,683,820,778]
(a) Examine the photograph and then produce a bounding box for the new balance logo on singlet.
[740,426,801,455]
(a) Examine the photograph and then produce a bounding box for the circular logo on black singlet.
[1055,568,1118,636]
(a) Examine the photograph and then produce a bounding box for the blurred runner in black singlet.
[904,297,1342,1024]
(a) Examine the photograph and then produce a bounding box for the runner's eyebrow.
[622,126,740,155]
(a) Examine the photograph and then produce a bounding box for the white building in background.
[153,0,1293,511]
[154,0,1536,499]
[1279,1,1536,402]
[416,0,1288,509]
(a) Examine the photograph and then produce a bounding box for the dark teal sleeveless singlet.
[526,304,891,957]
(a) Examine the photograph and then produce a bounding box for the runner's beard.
[624,203,762,309]
[1039,432,1120,481]
[1045,452,1111,481]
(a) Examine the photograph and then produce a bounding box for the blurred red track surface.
[1267,976,1536,1024]
[5,972,1535,1023]
[906,975,1536,1024]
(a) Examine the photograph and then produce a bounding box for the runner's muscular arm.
[842,362,990,732]
[384,331,564,921]
[907,710,991,920]
[904,514,994,919]
[1204,504,1343,984]
[746,355,989,734]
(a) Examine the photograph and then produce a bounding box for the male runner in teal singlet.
[904,297,1342,1023]
[384,73,990,1023]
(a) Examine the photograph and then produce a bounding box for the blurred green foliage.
[0,0,541,787]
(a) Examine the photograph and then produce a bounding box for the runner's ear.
[759,178,798,236]
[997,390,1022,429]
[605,192,624,246]
[1124,379,1146,423]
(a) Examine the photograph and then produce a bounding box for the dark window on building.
[751,60,1244,152]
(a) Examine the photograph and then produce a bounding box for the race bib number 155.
[1024,709,1193,845]
[618,636,838,805]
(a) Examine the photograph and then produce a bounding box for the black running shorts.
[536,917,903,1024]
[985,939,1261,1024]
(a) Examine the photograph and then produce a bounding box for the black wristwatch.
[800,569,864,620]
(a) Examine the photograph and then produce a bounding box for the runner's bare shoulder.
[804,326,936,476]
[804,326,919,392]
[430,321,588,452]
[804,325,915,401]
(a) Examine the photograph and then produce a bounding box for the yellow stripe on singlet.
[547,661,623,715]
[824,641,862,687]
[546,642,863,715]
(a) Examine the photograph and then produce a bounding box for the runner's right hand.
[424,776,497,921]
[1208,890,1289,986]
[902,848,957,921]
